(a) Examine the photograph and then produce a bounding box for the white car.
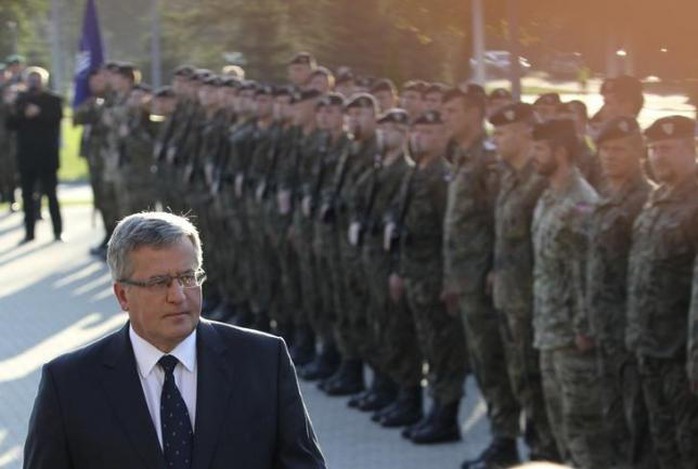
[470,50,531,77]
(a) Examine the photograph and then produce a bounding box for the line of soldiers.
[75,51,698,469]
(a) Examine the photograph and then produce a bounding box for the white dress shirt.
[129,325,198,448]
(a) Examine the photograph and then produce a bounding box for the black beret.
[154,86,176,98]
[191,69,213,82]
[254,84,275,97]
[534,93,561,107]
[221,77,242,89]
[371,78,397,94]
[377,108,410,125]
[133,83,152,93]
[532,118,576,141]
[644,115,695,142]
[413,110,444,126]
[317,92,345,108]
[173,65,196,78]
[489,88,512,100]
[202,76,222,87]
[595,116,640,145]
[239,80,258,92]
[288,52,316,67]
[403,80,428,94]
[291,88,322,104]
[345,92,378,112]
[489,103,534,127]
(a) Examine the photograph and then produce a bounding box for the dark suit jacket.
[5,90,63,173]
[24,320,326,469]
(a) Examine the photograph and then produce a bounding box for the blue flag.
[72,0,105,108]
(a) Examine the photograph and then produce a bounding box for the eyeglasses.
[119,270,207,291]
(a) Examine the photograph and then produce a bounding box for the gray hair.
[106,212,203,281]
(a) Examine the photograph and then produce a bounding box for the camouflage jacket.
[493,159,548,313]
[532,169,598,350]
[587,173,652,347]
[443,136,499,294]
[627,177,698,361]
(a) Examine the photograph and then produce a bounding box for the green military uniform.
[628,117,698,469]
[532,165,610,469]
[119,109,159,214]
[444,133,521,443]
[74,95,108,219]
[586,117,656,469]
[100,91,129,233]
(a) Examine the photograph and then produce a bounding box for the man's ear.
[113,283,129,311]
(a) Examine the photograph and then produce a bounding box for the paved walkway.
[0,205,497,469]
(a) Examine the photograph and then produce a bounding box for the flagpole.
[151,0,162,88]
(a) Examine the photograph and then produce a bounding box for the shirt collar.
[129,324,197,378]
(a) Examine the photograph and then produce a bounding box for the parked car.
[470,50,531,78]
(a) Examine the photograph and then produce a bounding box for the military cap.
[403,80,428,95]
[425,82,449,95]
[534,92,561,107]
[273,85,293,97]
[239,80,258,92]
[644,115,696,142]
[413,110,444,126]
[133,83,152,93]
[116,63,139,82]
[355,76,375,89]
[221,76,242,89]
[532,118,576,141]
[291,88,322,104]
[202,75,223,87]
[104,61,121,72]
[255,84,275,96]
[489,102,534,127]
[377,108,410,125]
[344,92,378,112]
[310,66,333,78]
[317,92,345,108]
[489,88,512,100]
[288,52,316,67]
[595,116,640,145]
[371,78,397,94]
[335,70,354,85]
[173,65,196,78]
[191,69,213,82]
[6,54,25,65]
[154,86,176,98]
[443,87,486,111]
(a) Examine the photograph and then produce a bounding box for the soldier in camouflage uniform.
[388,110,467,445]
[353,108,422,424]
[530,119,611,469]
[488,103,558,465]
[298,93,348,382]
[629,116,698,469]
[440,89,521,464]
[320,94,378,397]
[587,116,657,469]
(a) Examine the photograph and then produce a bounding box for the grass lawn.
[58,109,89,183]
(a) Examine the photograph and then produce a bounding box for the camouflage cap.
[173,65,196,78]
[288,52,316,68]
[316,92,345,108]
[413,110,444,126]
[644,115,695,142]
[344,92,378,113]
[402,80,428,95]
[154,86,176,98]
[377,108,410,125]
[371,78,397,95]
[291,88,322,104]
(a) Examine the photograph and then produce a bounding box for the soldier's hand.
[440,289,460,317]
[388,273,405,303]
[25,103,41,118]
[575,334,595,352]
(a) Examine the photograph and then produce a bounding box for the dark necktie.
[158,355,194,469]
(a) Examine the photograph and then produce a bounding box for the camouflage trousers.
[363,242,422,387]
[597,344,657,469]
[459,294,520,440]
[312,222,340,341]
[291,210,320,328]
[500,308,558,457]
[99,180,120,239]
[404,273,467,405]
[540,347,612,469]
[220,189,253,308]
[247,198,273,315]
[265,207,300,328]
[334,231,368,360]
[638,356,698,469]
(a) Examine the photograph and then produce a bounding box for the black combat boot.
[377,386,423,427]
[348,371,379,408]
[357,372,398,412]
[401,398,438,439]
[461,436,520,469]
[324,359,364,396]
[409,399,461,444]
[289,325,316,367]
[298,339,341,381]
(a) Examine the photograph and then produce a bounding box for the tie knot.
[158,354,179,375]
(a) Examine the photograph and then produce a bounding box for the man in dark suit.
[24,212,326,469]
[6,66,63,243]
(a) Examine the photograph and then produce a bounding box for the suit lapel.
[99,324,165,469]
[191,320,235,469]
